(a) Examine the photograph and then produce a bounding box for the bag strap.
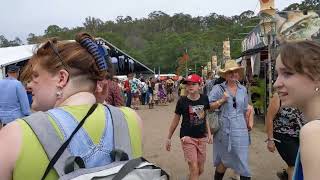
[219,84,225,92]
[41,103,98,180]
[112,157,146,180]
[23,112,72,177]
[105,104,133,160]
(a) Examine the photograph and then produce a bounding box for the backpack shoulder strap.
[23,112,72,176]
[105,105,133,159]
[219,84,225,92]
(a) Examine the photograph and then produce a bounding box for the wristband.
[265,138,280,143]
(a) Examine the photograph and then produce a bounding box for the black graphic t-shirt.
[175,94,210,138]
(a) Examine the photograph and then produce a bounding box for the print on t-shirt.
[189,105,205,126]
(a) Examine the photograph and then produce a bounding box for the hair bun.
[76,32,108,71]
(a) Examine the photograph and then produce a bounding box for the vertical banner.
[207,61,212,73]
[203,66,208,78]
[223,40,231,66]
[211,55,217,74]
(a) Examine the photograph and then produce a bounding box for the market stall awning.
[241,25,266,57]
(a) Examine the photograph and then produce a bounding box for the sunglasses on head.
[233,97,237,109]
[43,40,70,72]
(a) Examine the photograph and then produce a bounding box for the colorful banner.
[211,55,217,72]
[223,40,231,62]
[242,26,265,52]
[207,61,212,72]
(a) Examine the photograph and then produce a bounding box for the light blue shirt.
[0,77,31,124]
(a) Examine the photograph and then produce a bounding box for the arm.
[265,94,280,152]
[206,117,213,144]
[16,82,31,116]
[246,105,254,131]
[209,100,223,110]
[265,94,280,140]
[166,114,180,151]
[0,121,23,180]
[300,121,320,179]
[208,85,228,111]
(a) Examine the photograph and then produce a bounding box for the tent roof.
[0,44,36,67]
[0,38,154,74]
[96,38,154,74]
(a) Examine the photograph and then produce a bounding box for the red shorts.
[181,136,207,163]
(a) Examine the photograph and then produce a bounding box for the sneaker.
[276,169,288,180]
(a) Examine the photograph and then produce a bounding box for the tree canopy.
[1,0,317,74]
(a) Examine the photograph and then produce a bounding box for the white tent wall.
[0,44,36,66]
[0,68,4,79]
[0,44,36,79]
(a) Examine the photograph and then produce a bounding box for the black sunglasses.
[233,97,237,109]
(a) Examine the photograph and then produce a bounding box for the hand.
[207,135,213,144]
[221,92,229,102]
[267,141,276,152]
[165,139,171,151]
[181,136,188,143]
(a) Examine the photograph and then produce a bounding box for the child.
[166,74,212,180]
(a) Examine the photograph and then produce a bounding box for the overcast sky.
[0,0,302,42]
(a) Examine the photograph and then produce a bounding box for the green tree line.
[0,0,318,74]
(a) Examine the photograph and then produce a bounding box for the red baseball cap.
[183,74,202,84]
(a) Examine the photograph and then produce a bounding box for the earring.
[316,87,320,92]
[56,90,63,99]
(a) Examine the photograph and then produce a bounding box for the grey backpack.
[23,104,169,180]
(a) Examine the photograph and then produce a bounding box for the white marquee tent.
[0,44,37,79]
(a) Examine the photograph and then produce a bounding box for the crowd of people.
[119,73,178,109]
[0,32,319,180]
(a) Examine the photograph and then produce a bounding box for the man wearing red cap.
[166,74,212,180]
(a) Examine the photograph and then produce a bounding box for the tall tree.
[0,35,10,47]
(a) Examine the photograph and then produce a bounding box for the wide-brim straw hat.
[218,60,244,79]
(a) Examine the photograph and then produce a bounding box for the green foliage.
[0,35,23,47]
[2,9,262,72]
[284,0,320,11]
[249,78,266,113]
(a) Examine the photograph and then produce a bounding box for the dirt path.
[136,99,286,180]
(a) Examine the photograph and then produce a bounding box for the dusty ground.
[136,99,286,180]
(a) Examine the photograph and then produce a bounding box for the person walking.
[166,78,175,102]
[209,60,251,180]
[0,65,31,126]
[166,74,212,180]
[124,74,132,107]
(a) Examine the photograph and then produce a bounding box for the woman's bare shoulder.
[0,121,23,178]
[301,120,320,136]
